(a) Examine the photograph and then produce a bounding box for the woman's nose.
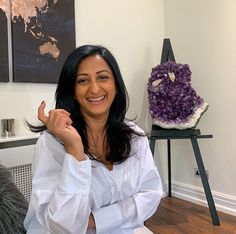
[89,81,100,94]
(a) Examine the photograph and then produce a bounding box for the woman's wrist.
[65,145,86,161]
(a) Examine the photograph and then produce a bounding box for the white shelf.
[0,134,39,143]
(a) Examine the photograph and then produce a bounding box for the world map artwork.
[0,0,9,82]
[11,0,75,83]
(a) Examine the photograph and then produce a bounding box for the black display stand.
[149,39,220,226]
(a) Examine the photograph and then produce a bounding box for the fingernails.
[41,101,45,105]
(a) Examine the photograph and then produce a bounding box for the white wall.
[75,0,164,131]
[163,0,236,214]
[0,1,164,162]
[0,0,165,136]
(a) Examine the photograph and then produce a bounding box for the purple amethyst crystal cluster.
[147,61,208,129]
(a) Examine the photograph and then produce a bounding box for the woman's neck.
[82,111,108,133]
[84,115,108,159]
[85,117,107,136]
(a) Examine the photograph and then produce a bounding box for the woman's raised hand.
[38,101,86,160]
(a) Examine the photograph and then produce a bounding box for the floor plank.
[145,197,236,234]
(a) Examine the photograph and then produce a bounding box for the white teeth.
[88,96,105,102]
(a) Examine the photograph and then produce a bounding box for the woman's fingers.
[38,101,48,125]
[38,101,72,126]
[37,102,84,160]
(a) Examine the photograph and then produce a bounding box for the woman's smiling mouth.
[87,96,105,103]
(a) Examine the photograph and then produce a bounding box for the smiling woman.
[25,45,163,234]
[75,55,116,121]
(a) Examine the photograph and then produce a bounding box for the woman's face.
[75,54,116,121]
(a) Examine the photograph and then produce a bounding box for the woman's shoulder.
[36,130,64,152]
[34,131,65,166]
[125,120,145,134]
[126,121,149,150]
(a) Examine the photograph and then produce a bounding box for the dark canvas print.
[11,0,75,83]
[0,2,9,82]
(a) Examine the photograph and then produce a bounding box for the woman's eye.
[77,78,88,84]
[98,75,109,80]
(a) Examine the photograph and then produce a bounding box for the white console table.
[0,135,39,149]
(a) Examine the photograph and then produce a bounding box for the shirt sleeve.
[92,136,163,233]
[24,132,92,234]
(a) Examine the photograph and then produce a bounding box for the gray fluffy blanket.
[0,164,28,234]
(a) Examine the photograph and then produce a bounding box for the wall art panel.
[0,1,9,82]
[12,0,75,83]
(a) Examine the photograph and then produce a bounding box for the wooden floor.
[145,197,236,234]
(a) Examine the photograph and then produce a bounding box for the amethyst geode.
[147,61,208,129]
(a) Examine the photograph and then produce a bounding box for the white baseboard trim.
[162,181,236,216]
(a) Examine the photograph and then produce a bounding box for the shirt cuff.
[58,153,91,194]
[92,203,122,234]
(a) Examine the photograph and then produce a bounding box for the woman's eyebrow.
[76,73,88,77]
[96,70,111,74]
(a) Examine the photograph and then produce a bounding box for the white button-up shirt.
[24,124,163,234]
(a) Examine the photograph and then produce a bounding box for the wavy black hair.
[28,45,144,164]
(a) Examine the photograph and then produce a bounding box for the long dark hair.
[28,45,144,164]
